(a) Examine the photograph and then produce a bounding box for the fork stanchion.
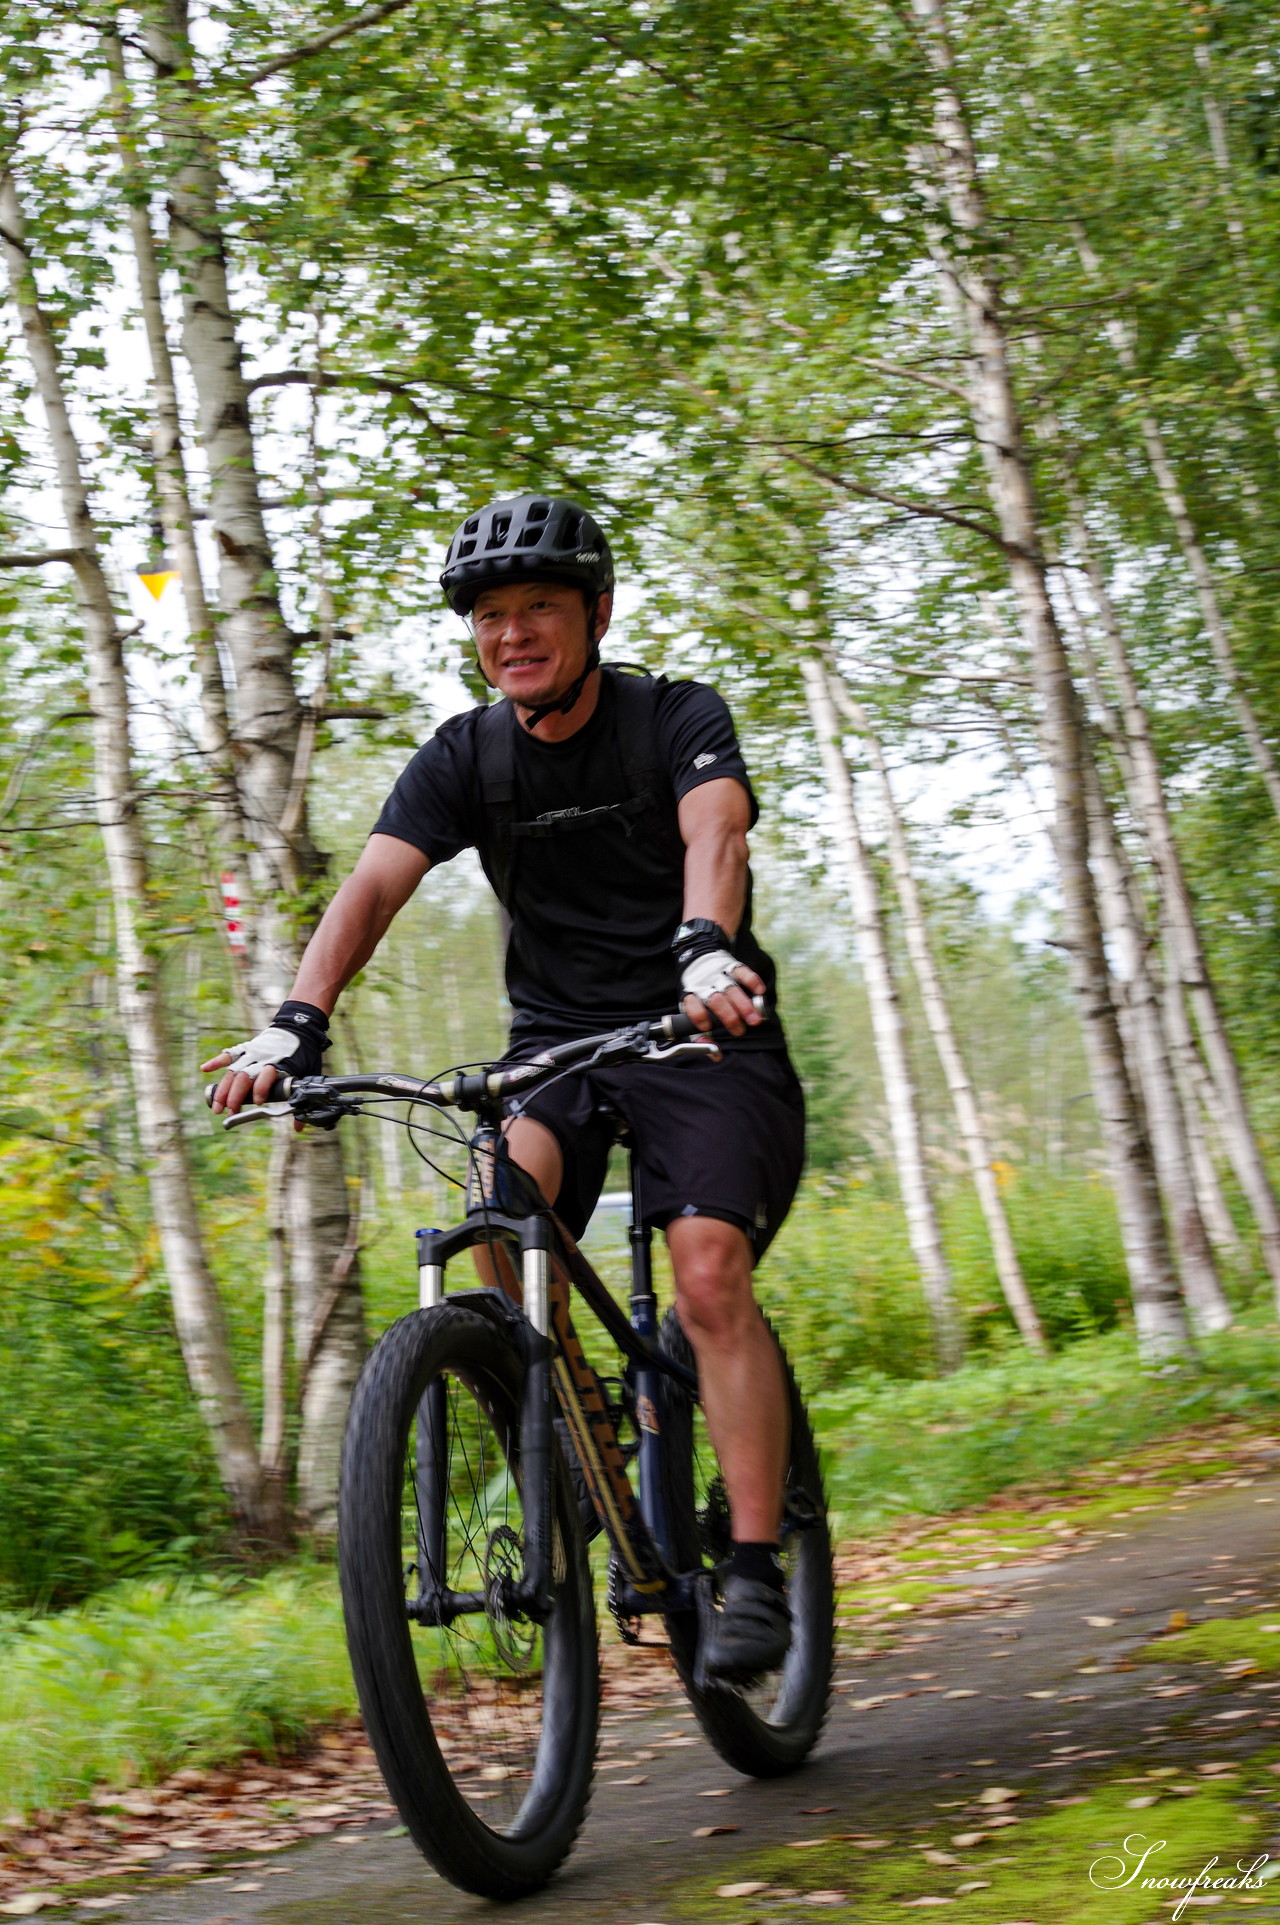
[416,1227,445,1309]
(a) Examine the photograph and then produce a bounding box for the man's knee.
[503,1115,563,1205]
[667,1215,756,1343]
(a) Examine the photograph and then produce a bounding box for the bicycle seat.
[594,1100,632,1147]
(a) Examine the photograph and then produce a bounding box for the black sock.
[728,1540,784,1591]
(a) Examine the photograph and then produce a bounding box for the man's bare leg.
[664,1215,788,1542]
[471,1116,563,1296]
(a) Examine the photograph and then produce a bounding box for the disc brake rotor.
[484,1523,539,1670]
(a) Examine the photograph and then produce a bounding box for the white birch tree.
[802,655,962,1370]
[907,0,1190,1355]
[818,652,1046,1353]
[0,163,284,1543]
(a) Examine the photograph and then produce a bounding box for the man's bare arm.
[203,834,431,1112]
[677,779,765,1037]
[290,834,431,1013]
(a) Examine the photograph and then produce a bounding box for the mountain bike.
[218,1007,833,1898]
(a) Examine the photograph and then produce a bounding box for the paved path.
[125,1472,1280,1925]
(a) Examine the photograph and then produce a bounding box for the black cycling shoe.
[696,1574,792,1685]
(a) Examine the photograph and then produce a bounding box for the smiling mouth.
[502,655,549,670]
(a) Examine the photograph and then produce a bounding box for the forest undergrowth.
[2,1311,1279,1825]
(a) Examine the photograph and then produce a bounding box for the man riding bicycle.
[204,495,805,1680]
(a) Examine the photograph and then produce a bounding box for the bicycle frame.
[412,1116,702,1626]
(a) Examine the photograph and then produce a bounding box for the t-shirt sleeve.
[369,713,481,865]
[656,679,759,826]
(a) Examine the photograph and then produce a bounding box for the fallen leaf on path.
[697,1788,733,1797]
[800,1806,836,1814]
[1127,1796,1159,1809]
[1197,1763,1237,1775]
[1083,1616,1115,1627]
[786,1837,829,1849]
[804,1895,847,1906]
[717,1883,769,1898]
[1168,1610,1189,1630]
[977,1788,1021,1804]
[0,1901,61,1918]
[921,1849,959,1864]
[1025,1691,1057,1700]
[840,1837,891,1849]
[944,1689,978,1699]
[229,1883,264,1893]
[902,1899,954,1908]
[692,1825,739,1837]
[609,1776,649,1786]
[951,1832,990,1847]
[955,1883,991,1894]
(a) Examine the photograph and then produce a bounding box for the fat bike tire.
[658,1307,833,1778]
[338,1303,598,1898]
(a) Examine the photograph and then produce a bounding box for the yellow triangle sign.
[137,569,180,601]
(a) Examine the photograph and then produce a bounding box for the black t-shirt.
[371,672,782,1047]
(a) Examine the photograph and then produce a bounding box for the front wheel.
[339,1303,598,1898]
[658,1307,833,1776]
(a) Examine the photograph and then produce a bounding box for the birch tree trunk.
[1026,382,1249,1264]
[1082,752,1231,1331]
[908,0,1189,1355]
[1072,227,1280,826]
[819,654,1046,1352]
[0,166,282,1542]
[144,0,365,1525]
[801,657,962,1370]
[104,28,255,1030]
[1192,40,1280,441]
[1053,471,1280,1293]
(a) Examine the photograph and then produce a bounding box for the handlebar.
[210,998,767,1131]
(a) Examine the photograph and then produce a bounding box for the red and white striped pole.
[219,872,247,953]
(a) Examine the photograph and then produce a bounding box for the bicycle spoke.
[403,1367,547,1833]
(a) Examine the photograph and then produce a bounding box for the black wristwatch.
[671,918,734,968]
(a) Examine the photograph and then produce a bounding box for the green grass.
[0,1567,355,1821]
[661,1768,1277,1922]
[807,1322,1280,1535]
[1141,1607,1280,1672]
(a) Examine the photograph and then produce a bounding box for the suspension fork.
[411,1218,556,1624]
[629,1150,674,1562]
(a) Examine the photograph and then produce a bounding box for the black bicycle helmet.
[440,494,615,614]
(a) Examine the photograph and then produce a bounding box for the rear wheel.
[339,1304,598,1898]
[658,1307,833,1776]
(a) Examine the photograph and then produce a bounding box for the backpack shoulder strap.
[601,664,669,811]
[474,698,517,909]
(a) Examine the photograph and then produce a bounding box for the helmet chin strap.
[518,593,601,732]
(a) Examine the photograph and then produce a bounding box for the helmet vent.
[486,514,511,549]
[463,516,480,535]
[526,499,551,522]
[456,537,476,557]
[516,524,542,546]
[560,511,583,548]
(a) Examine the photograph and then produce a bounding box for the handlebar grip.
[662,994,767,1042]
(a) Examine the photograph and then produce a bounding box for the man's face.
[471,580,610,710]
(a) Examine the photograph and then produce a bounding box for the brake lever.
[642,1037,722,1065]
[222,1099,293,1129]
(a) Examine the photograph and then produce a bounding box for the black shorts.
[502,1036,806,1262]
